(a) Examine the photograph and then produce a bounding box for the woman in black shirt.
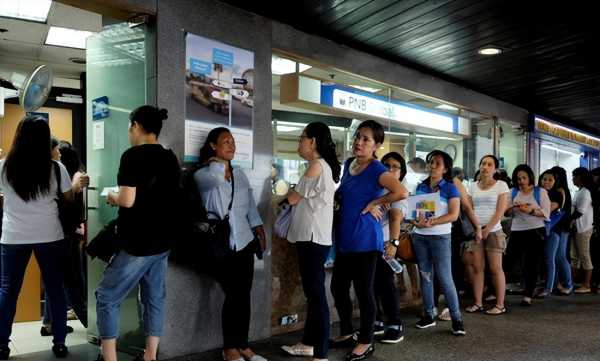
[96,105,180,361]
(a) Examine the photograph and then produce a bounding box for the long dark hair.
[58,141,84,178]
[551,166,571,206]
[511,164,535,188]
[355,120,385,158]
[198,127,231,165]
[381,152,407,182]
[304,122,341,183]
[573,167,594,192]
[425,149,453,182]
[2,116,52,201]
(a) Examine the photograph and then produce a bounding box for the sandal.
[484,305,507,315]
[465,304,484,313]
[519,298,532,307]
[437,308,451,321]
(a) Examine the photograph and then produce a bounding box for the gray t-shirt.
[0,160,72,244]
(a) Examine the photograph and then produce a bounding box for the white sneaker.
[281,344,314,357]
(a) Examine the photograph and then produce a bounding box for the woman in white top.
[281,122,340,361]
[463,155,509,315]
[570,167,595,294]
[0,116,73,359]
[506,164,550,306]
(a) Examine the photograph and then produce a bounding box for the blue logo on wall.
[190,59,212,75]
[212,48,234,67]
[92,96,109,121]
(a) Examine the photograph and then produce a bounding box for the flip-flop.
[484,305,507,315]
[465,304,484,313]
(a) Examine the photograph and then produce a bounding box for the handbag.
[396,226,416,263]
[457,210,476,240]
[53,161,81,235]
[545,209,565,236]
[86,219,120,262]
[274,202,292,239]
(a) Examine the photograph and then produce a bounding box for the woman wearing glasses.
[330,120,408,361]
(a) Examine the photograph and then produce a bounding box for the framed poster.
[184,33,254,168]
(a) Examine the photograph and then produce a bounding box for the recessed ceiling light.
[45,26,94,49]
[478,47,503,56]
[349,85,382,93]
[0,0,52,22]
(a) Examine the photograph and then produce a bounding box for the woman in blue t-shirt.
[412,150,465,336]
[330,120,407,361]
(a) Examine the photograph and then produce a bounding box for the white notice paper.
[93,121,105,150]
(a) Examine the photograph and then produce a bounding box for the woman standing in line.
[411,150,465,335]
[372,152,408,344]
[570,167,595,294]
[463,155,509,315]
[0,116,73,359]
[537,169,567,298]
[330,120,407,361]
[549,166,573,295]
[96,106,180,361]
[194,127,267,361]
[281,122,340,361]
[506,164,550,306]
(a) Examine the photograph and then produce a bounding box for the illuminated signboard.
[535,117,600,149]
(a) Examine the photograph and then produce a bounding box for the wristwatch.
[390,239,400,247]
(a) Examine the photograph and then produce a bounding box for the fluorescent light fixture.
[272,55,311,75]
[349,85,382,93]
[45,26,94,49]
[541,144,582,157]
[0,0,52,22]
[276,125,301,132]
[385,131,409,137]
[417,134,460,141]
[436,104,459,111]
[478,47,502,56]
[274,120,345,131]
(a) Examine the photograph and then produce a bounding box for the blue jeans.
[546,232,573,289]
[412,233,462,321]
[95,250,169,339]
[0,240,68,345]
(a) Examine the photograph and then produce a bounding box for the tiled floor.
[8,320,88,356]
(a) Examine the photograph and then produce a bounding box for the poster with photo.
[184,32,254,168]
[405,192,441,220]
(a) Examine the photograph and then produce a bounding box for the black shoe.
[379,325,405,344]
[0,344,9,360]
[451,320,466,336]
[133,354,157,361]
[373,323,385,336]
[415,316,436,329]
[329,335,357,348]
[40,326,74,336]
[52,344,69,358]
[345,344,374,361]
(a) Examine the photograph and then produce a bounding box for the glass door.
[86,21,155,355]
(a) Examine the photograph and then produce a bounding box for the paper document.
[100,186,119,197]
[405,192,441,220]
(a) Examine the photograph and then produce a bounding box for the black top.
[553,188,571,232]
[117,144,180,256]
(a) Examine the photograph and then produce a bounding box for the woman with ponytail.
[281,122,340,361]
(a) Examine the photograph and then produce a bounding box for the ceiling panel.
[221,0,600,132]
[0,17,48,44]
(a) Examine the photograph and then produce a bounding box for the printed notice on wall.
[93,121,105,150]
[184,32,255,168]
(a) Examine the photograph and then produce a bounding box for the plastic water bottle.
[384,255,404,274]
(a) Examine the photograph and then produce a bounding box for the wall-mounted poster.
[184,33,254,168]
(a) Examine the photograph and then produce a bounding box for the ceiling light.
[478,47,502,56]
[436,104,459,111]
[276,125,301,132]
[0,0,52,22]
[541,144,582,157]
[45,26,94,49]
[349,85,382,93]
[271,55,312,75]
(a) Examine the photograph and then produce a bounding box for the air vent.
[69,57,86,64]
